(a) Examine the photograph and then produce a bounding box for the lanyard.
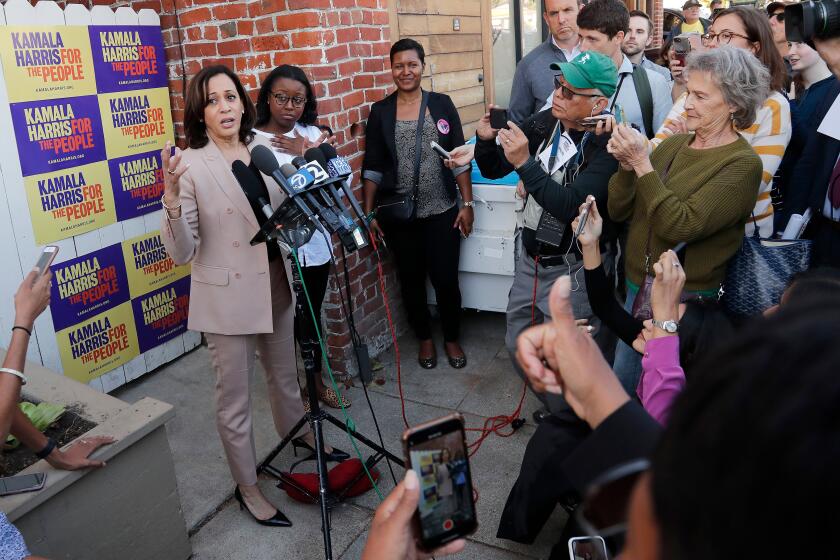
[548,123,563,171]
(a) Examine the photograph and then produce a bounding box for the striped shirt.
[649,91,791,237]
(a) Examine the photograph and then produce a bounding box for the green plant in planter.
[5,402,65,449]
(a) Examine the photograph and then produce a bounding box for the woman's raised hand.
[444,144,475,169]
[570,196,603,248]
[650,250,686,327]
[161,141,189,205]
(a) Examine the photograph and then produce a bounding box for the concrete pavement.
[113,311,567,559]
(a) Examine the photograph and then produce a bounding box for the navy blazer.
[785,80,840,219]
[362,89,469,199]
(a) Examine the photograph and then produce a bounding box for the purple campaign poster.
[131,276,191,353]
[89,26,168,93]
[108,150,164,220]
[10,95,106,177]
[49,242,131,331]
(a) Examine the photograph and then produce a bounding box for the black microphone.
[250,145,326,234]
[319,143,368,225]
[232,160,273,220]
[306,146,368,250]
[279,162,343,237]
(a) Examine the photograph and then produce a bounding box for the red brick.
[184,42,217,57]
[252,34,290,52]
[273,49,323,66]
[219,21,238,39]
[309,65,339,80]
[218,38,250,56]
[275,12,321,31]
[291,30,323,48]
[258,0,287,14]
[237,20,254,35]
[336,28,360,43]
[342,90,365,110]
[178,7,210,26]
[360,27,380,41]
[371,10,389,24]
[213,3,247,20]
[337,59,362,76]
[352,75,374,89]
[235,53,272,73]
[318,97,342,114]
[287,0,329,8]
[362,58,384,73]
[255,16,275,34]
[326,44,350,62]
[203,25,219,41]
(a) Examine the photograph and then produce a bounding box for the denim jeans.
[612,284,643,396]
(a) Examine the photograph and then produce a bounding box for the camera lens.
[786,0,840,43]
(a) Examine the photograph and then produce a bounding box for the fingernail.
[405,469,419,489]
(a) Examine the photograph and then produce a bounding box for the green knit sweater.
[608,134,763,292]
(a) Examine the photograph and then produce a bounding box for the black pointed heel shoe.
[291,436,350,462]
[446,354,467,369]
[234,487,292,527]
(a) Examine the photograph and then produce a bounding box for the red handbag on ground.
[280,459,380,504]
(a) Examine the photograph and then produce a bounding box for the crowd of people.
[3,0,840,558]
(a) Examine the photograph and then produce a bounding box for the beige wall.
[388,0,492,138]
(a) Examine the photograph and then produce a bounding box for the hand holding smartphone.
[489,108,509,130]
[34,246,58,277]
[402,414,477,551]
[430,141,451,160]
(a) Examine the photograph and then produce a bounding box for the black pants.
[384,205,462,342]
[812,214,840,268]
[295,262,331,375]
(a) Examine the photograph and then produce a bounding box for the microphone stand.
[248,204,404,560]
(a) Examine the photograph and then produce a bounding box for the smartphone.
[402,413,477,551]
[672,241,687,266]
[580,114,613,130]
[489,108,509,130]
[568,536,609,560]
[0,472,46,496]
[673,33,695,66]
[34,245,59,276]
[575,199,594,238]
[430,141,450,160]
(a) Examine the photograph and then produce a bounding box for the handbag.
[723,216,812,316]
[375,90,429,226]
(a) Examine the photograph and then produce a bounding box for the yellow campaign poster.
[98,87,173,159]
[24,160,117,244]
[0,26,96,102]
[121,230,190,299]
[55,301,140,383]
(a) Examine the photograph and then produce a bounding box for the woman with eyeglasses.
[253,65,350,412]
[362,38,474,370]
[652,6,792,239]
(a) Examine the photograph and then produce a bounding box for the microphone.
[232,160,272,220]
[319,144,368,225]
[250,145,326,234]
[279,162,344,237]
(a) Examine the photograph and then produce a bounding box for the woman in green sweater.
[606,46,766,394]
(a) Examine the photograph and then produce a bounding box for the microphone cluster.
[244,143,369,253]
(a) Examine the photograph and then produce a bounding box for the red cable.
[370,234,410,428]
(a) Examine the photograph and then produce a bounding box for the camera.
[785,0,840,42]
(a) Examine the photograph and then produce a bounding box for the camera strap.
[411,90,430,205]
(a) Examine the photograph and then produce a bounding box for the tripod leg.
[312,417,333,559]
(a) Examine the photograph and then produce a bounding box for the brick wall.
[58,0,408,377]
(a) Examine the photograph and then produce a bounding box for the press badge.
[538,131,577,175]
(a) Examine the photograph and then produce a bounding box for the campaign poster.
[98,87,173,160]
[24,161,117,244]
[0,26,96,102]
[55,301,140,383]
[88,25,167,93]
[49,243,130,331]
[108,150,164,220]
[131,276,190,353]
[10,95,106,177]
[121,230,190,299]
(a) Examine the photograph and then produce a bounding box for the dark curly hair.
[255,65,318,128]
[184,65,255,149]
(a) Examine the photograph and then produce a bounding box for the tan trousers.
[205,259,309,486]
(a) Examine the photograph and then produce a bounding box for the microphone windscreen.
[304,147,328,168]
[291,156,307,169]
[318,143,338,161]
[251,145,280,174]
[280,163,299,178]
[232,160,263,203]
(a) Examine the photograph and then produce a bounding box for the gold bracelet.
[161,195,182,218]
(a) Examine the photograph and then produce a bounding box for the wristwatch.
[462,201,474,208]
[651,319,679,333]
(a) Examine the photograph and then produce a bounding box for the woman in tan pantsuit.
[160,65,347,527]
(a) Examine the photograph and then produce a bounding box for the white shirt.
[252,123,334,266]
[551,36,581,63]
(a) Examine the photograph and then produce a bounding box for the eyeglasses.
[701,30,753,46]
[770,11,785,22]
[554,75,602,100]
[271,92,306,108]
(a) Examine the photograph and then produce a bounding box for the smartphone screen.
[490,108,509,130]
[403,414,477,550]
[34,246,59,275]
[569,536,609,560]
[0,473,46,496]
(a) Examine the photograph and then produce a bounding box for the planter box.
[0,350,190,560]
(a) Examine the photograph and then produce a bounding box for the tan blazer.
[161,135,294,335]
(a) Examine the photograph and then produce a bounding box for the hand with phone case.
[362,470,466,560]
[13,268,52,333]
[475,105,501,141]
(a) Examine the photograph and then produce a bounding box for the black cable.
[330,247,398,485]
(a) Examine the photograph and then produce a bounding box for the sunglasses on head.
[553,75,602,100]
